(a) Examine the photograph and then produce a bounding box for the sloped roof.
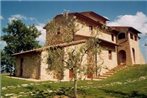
[13,33,118,56]
[44,11,109,29]
[109,26,141,34]
[75,34,118,46]
[80,11,109,21]
[13,40,86,56]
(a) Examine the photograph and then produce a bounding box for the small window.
[135,35,138,41]
[130,33,133,39]
[48,57,53,65]
[118,33,125,40]
[111,34,114,41]
[57,27,61,35]
[132,48,135,63]
[89,26,93,31]
[108,50,112,60]
[57,31,60,35]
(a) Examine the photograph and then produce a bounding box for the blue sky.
[1,1,147,62]
[1,1,147,24]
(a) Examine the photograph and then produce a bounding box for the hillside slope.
[1,64,147,98]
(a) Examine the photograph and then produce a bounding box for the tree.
[46,12,103,98]
[1,19,41,71]
[1,50,13,73]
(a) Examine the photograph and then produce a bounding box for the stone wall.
[40,50,58,81]
[116,29,145,65]
[63,42,118,80]
[15,52,41,79]
[98,47,118,75]
[45,15,116,46]
[40,49,65,81]
[128,32,145,64]
[45,15,75,46]
[63,43,88,80]
[15,41,118,81]
[75,20,117,43]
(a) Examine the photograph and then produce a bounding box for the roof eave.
[12,40,86,56]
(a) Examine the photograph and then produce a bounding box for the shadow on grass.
[99,88,147,98]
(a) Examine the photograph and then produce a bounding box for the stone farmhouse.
[13,11,145,81]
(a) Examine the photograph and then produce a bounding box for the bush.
[32,86,88,98]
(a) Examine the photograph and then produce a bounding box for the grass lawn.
[1,75,33,87]
[1,64,147,98]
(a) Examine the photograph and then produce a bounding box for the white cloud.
[0,24,46,49]
[0,16,4,20]
[29,17,36,21]
[0,41,7,50]
[8,14,46,45]
[8,14,26,22]
[8,14,38,23]
[107,12,147,34]
[36,23,46,45]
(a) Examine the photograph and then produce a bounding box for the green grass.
[103,64,147,82]
[1,64,147,98]
[1,74,33,87]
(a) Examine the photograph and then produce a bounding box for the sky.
[0,1,147,62]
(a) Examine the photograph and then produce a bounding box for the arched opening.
[118,33,125,40]
[118,50,126,65]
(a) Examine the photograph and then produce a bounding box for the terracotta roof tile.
[13,40,86,56]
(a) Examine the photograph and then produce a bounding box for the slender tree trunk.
[73,67,78,98]
[95,53,98,77]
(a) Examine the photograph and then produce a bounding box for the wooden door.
[20,58,23,76]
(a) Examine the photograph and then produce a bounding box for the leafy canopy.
[1,19,41,68]
[2,19,41,54]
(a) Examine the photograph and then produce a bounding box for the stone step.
[101,74,112,77]
[104,72,115,75]
[97,76,108,79]
[103,73,114,75]
[108,69,115,72]
[104,71,114,73]
[96,65,127,80]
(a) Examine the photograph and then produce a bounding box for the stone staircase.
[96,65,126,80]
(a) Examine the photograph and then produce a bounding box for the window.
[135,35,138,41]
[111,34,114,41]
[118,33,125,40]
[48,57,53,65]
[57,27,61,35]
[89,26,93,31]
[69,68,74,78]
[130,33,133,39]
[108,50,112,60]
[132,48,135,63]
[57,31,60,35]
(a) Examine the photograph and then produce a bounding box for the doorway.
[69,68,74,79]
[118,50,126,65]
[20,58,24,76]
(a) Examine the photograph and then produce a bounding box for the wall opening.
[108,50,112,60]
[118,50,126,65]
[130,33,134,39]
[20,58,24,76]
[118,33,125,40]
[87,51,94,79]
[111,34,114,41]
[132,48,135,63]
[135,35,138,41]
[69,68,74,79]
